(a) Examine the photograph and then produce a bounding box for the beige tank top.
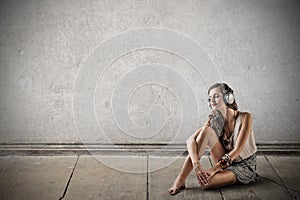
[233,112,257,160]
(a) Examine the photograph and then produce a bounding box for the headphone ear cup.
[225,92,235,105]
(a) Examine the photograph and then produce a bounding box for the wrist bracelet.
[218,153,232,169]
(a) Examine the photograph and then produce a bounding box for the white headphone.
[208,91,235,108]
[224,92,235,105]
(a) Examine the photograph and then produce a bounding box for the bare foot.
[167,183,186,196]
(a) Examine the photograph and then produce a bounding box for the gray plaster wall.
[0,0,299,144]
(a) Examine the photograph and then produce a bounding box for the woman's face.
[208,87,226,110]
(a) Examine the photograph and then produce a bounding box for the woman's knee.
[195,126,215,143]
[201,171,237,190]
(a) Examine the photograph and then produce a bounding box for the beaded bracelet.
[218,153,232,169]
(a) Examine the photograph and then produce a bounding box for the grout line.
[146,155,149,200]
[59,155,80,200]
[264,154,294,199]
[208,156,225,200]
[219,187,225,200]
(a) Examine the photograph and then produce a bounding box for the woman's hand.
[206,166,217,179]
[194,163,219,186]
[193,163,210,186]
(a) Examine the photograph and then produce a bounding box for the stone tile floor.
[0,154,299,200]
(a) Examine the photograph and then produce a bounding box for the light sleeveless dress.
[210,111,259,184]
[227,112,259,184]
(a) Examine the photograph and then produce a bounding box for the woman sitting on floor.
[168,83,258,195]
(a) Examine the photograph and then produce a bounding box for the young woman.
[168,83,258,195]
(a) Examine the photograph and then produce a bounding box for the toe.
[168,188,179,196]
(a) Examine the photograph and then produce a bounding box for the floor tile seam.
[263,154,294,199]
[147,155,149,200]
[58,155,80,200]
[208,155,225,200]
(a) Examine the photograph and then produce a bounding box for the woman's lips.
[211,103,217,106]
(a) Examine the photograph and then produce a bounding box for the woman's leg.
[202,170,237,190]
[205,127,225,163]
[167,155,193,195]
[168,126,238,194]
[202,128,237,189]
[168,127,223,195]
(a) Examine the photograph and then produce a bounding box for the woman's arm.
[205,112,253,180]
[228,112,253,161]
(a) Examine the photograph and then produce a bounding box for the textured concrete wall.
[0,0,299,144]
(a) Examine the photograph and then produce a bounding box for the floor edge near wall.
[0,142,299,156]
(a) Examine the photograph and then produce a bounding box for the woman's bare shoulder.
[240,111,252,123]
